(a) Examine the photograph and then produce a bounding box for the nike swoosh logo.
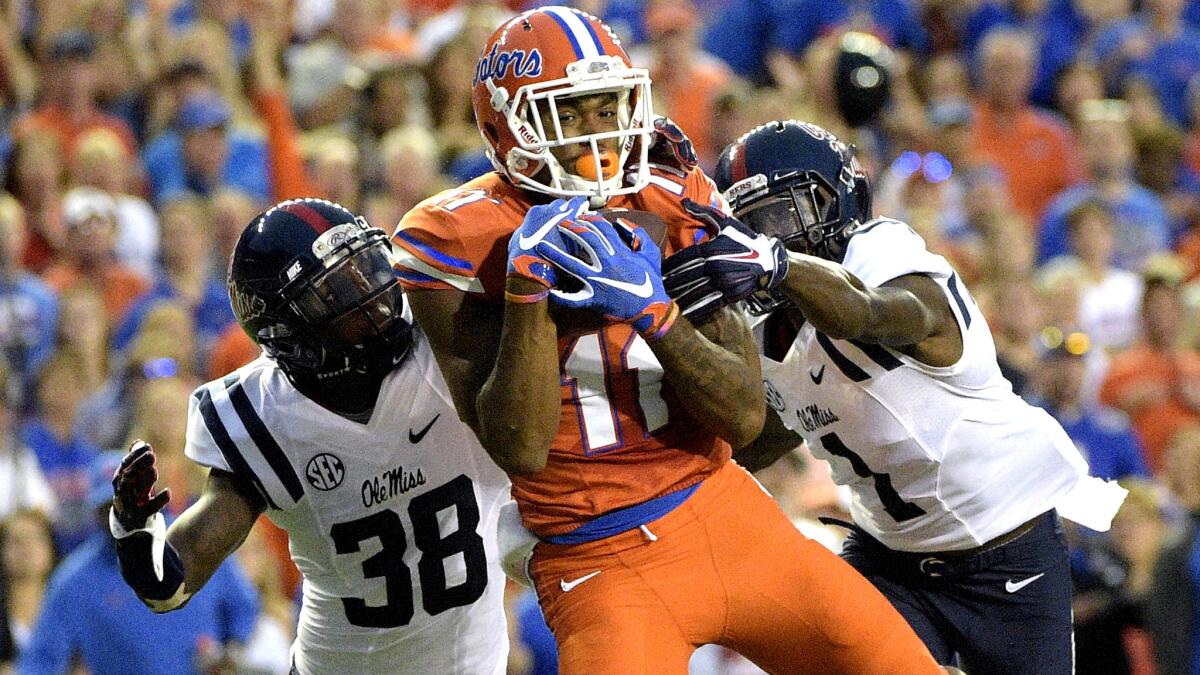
[589,274,654,298]
[710,250,761,262]
[560,570,601,592]
[408,414,440,444]
[810,365,825,385]
[1005,572,1045,593]
[517,211,572,249]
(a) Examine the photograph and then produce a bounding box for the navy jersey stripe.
[815,332,870,382]
[850,340,903,371]
[196,388,278,510]
[851,218,896,236]
[225,378,305,503]
[947,272,972,329]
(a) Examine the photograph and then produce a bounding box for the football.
[595,208,669,257]
[549,208,669,337]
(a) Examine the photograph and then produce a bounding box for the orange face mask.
[574,150,620,181]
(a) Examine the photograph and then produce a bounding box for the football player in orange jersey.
[391,6,945,674]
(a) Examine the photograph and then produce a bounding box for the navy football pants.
[841,511,1074,675]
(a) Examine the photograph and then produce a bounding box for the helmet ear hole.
[484,121,499,142]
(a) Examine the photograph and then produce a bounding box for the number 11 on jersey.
[562,329,670,455]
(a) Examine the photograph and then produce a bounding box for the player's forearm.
[778,253,875,339]
[111,518,191,613]
[780,254,933,346]
[651,307,766,448]
[167,488,258,596]
[115,472,259,612]
[477,279,560,474]
[734,408,804,472]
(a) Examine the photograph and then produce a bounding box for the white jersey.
[760,218,1121,552]
[185,332,511,674]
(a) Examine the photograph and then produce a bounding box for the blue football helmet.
[228,199,412,382]
[714,120,872,314]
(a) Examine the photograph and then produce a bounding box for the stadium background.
[0,0,1197,672]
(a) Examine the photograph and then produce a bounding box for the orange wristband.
[643,301,681,342]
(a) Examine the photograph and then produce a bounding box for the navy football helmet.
[228,199,412,382]
[714,120,871,314]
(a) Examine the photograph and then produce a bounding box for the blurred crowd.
[0,0,1199,673]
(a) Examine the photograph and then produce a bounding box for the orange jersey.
[393,168,732,537]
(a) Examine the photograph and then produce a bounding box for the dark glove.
[648,116,698,171]
[663,199,790,319]
[112,440,171,532]
[661,244,724,321]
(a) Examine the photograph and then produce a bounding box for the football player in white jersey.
[662,120,1127,674]
[106,199,512,674]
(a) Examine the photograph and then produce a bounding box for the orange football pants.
[528,461,942,674]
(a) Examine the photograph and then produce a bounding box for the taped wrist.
[110,510,192,612]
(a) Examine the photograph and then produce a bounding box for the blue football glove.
[663,199,789,319]
[508,197,588,291]
[538,213,679,339]
[648,115,698,171]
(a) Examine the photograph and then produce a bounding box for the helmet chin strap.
[281,322,414,418]
[314,319,414,383]
[266,317,413,392]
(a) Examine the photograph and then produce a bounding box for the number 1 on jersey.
[820,432,926,522]
[562,330,669,454]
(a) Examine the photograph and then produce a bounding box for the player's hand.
[112,440,171,532]
[661,245,725,320]
[648,115,698,171]
[507,197,588,291]
[497,501,537,587]
[538,213,678,339]
[664,199,790,317]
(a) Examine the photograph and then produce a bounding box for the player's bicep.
[167,469,262,594]
[861,274,946,349]
[406,288,502,432]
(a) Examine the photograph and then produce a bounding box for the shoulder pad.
[188,371,305,511]
[840,217,944,286]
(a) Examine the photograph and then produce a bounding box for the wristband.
[642,301,681,342]
[110,509,192,611]
[505,288,550,304]
[109,507,159,536]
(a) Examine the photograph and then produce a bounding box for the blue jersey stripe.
[393,230,474,273]
[196,388,278,510]
[947,272,972,329]
[815,332,871,382]
[545,10,585,59]
[225,378,305,503]
[394,267,443,285]
[850,340,903,371]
